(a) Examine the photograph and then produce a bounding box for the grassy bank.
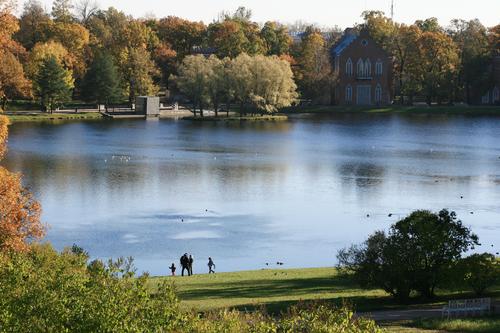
[183,114,288,122]
[7,112,103,123]
[383,316,500,333]
[284,105,500,115]
[149,267,499,314]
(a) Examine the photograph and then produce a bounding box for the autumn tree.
[0,0,31,109]
[0,1,45,251]
[49,21,90,80]
[34,55,74,112]
[418,31,459,104]
[293,27,335,103]
[156,16,206,58]
[260,21,291,56]
[208,7,265,58]
[81,51,122,109]
[489,24,500,55]
[15,0,53,50]
[123,48,159,103]
[0,51,31,110]
[25,41,73,79]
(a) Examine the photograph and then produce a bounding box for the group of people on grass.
[169,254,215,276]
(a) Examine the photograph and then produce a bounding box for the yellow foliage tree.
[26,41,75,87]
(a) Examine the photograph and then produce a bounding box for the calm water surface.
[4,113,500,275]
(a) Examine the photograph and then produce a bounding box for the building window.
[346,85,352,102]
[375,84,382,103]
[357,59,364,77]
[375,61,383,76]
[493,87,500,103]
[364,59,371,76]
[346,58,353,76]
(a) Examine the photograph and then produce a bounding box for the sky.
[28,0,500,28]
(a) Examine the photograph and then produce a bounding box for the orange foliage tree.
[0,106,45,253]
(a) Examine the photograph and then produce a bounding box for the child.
[208,257,216,274]
[169,263,176,276]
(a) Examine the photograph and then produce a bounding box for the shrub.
[338,209,479,301]
[456,253,500,296]
[0,244,187,332]
[0,244,382,332]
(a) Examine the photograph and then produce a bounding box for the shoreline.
[283,105,500,115]
[7,112,104,123]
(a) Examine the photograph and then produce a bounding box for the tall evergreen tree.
[34,56,73,113]
[51,0,74,23]
[81,52,122,110]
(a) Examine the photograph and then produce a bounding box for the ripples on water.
[3,113,500,275]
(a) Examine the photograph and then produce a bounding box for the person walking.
[180,253,189,276]
[188,254,194,276]
[169,263,176,276]
[208,257,216,274]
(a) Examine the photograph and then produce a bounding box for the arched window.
[357,59,364,77]
[375,60,383,76]
[493,87,500,103]
[364,59,372,77]
[346,58,353,76]
[375,84,382,103]
[346,85,352,102]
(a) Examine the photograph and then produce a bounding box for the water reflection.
[3,114,500,274]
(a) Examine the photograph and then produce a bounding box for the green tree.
[51,0,74,23]
[15,0,53,50]
[456,253,500,296]
[260,21,291,56]
[338,209,479,301]
[81,51,122,109]
[173,54,211,116]
[227,53,298,114]
[415,17,442,33]
[449,19,492,103]
[34,55,74,112]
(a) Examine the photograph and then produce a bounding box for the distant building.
[331,29,393,106]
[480,56,500,105]
[135,96,160,118]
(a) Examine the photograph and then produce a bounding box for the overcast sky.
[27,0,500,28]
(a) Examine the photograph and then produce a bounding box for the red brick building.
[331,29,393,106]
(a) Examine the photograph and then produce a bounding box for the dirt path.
[359,299,499,322]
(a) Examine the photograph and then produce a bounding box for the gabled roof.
[332,33,357,56]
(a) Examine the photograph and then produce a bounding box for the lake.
[4,113,500,275]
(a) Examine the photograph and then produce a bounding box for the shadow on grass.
[176,272,500,315]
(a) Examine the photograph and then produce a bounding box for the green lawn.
[284,105,500,115]
[7,112,103,122]
[149,267,499,315]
